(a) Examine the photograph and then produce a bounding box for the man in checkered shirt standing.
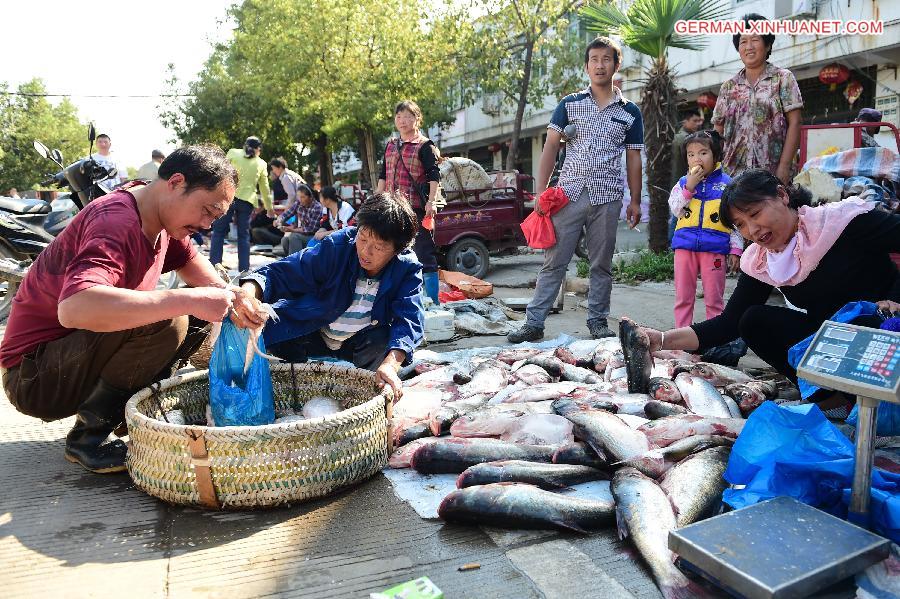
[509,36,644,342]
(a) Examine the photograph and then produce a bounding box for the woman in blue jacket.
[232,193,425,397]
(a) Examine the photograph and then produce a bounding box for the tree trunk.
[506,38,535,171]
[641,56,678,254]
[315,133,333,187]
[356,128,378,190]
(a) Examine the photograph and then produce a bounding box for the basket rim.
[125,361,393,434]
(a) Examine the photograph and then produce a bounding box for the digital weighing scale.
[669,321,898,598]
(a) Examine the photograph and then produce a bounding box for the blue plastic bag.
[208,318,275,426]
[723,401,900,542]
[787,301,878,400]
[847,403,900,437]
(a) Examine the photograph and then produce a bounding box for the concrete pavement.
[0,232,766,598]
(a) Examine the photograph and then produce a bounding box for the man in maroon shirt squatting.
[0,145,259,474]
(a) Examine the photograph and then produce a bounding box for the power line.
[0,91,195,98]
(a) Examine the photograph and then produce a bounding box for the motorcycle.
[0,124,176,322]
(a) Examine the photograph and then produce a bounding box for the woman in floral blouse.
[712,13,803,184]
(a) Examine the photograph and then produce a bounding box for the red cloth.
[520,187,568,249]
[438,290,467,303]
[0,190,196,368]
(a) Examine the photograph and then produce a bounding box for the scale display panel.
[797,322,900,404]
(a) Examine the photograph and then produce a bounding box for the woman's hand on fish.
[229,285,267,329]
[877,299,900,317]
[642,327,664,352]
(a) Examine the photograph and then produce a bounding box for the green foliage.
[162,0,472,185]
[580,0,731,60]
[467,0,584,169]
[613,250,675,284]
[0,79,89,192]
[576,257,589,279]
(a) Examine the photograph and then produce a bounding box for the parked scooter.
[0,124,175,322]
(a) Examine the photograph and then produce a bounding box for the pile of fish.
[389,319,784,598]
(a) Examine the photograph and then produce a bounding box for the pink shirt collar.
[739,198,876,287]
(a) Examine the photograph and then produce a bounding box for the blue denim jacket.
[242,228,424,364]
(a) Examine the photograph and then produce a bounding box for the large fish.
[676,361,753,387]
[722,394,743,419]
[450,404,536,438]
[660,446,730,527]
[438,482,615,533]
[456,460,607,489]
[428,395,491,436]
[389,437,442,468]
[564,409,652,466]
[501,382,581,403]
[552,441,607,469]
[497,348,545,365]
[410,437,556,474]
[512,363,552,386]
[459,360,509,396]
[612,468,705,599]
[551,396,618,416]
[644,400,690,419]
[635,434,735,464]
[674,373,732,418]
[619,317,653,393]
[500,414,574,446]
[523,354,566,378]
[405,365,469,388]
[660,358,698,379]
[649,377,684,403]
[396,421,433,446]
[652,349,700,363]
[725,380,777,416]
[560,363,604,384]
[554,346,578,365]
[568,389,652,417]
[590,338,623,373]
[567,339,605,367]
[391,387,445,446]
[638,415,745,448]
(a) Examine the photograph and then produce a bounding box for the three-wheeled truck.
[431,170,534,279]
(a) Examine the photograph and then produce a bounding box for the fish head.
[649,377,681,402]
[691,363,717,381]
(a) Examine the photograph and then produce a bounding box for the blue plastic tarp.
[724,401,900,542]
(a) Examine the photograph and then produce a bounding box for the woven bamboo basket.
[125,362,393,509]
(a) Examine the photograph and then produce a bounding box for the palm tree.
[580,0,730,253]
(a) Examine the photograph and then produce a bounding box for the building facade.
[433,0,900,183]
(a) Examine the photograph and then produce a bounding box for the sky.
[4,0,236,170]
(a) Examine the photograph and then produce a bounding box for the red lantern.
[487,143,502,153]
[696,92,717,118]
[844,79,863,107]
[819,63,849,91]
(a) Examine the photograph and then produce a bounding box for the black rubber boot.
[64,380,132,474]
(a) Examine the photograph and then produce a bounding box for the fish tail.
[661,580,711,599]
[614,508,629,541]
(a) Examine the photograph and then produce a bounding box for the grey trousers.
[526,189,620,327]
[282,232,312,256]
